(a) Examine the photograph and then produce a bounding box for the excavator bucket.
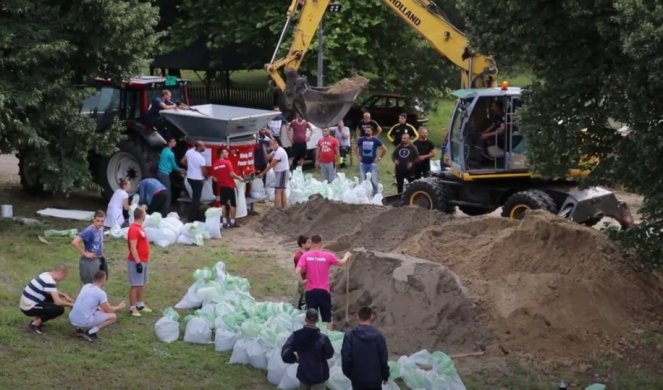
[286,71,369,128]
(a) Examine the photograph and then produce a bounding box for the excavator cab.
[445,87,528,175]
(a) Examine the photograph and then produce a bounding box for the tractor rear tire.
[502,190,558,220]
[402,177,455,214]
[95,136,158,201]
[18,151,47,195]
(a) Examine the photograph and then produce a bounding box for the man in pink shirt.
[295,234,351,329]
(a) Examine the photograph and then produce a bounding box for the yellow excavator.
[265,0,498,128]
[265,0,633,228]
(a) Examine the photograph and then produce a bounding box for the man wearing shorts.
[293,235,311,310]
[127,207,152,317]
[71,210,107,284]
[287,113,312,170]
[259,138,290,208]
[295,234,351,330]
[210,147,244,228]
[69,271,126,341]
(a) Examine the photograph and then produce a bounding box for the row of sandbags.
[107,198,223,247]
[154,262,469,390]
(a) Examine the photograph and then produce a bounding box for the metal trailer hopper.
[159,104,279,143]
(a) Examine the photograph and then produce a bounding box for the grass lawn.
[0,215,292,389]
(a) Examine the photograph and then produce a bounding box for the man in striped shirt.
[19,265,73,335]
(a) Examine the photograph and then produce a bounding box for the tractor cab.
[445,87,529,179]
[82,76,190,135]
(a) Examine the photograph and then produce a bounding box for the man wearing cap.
[281,308,335,390]
[295,234,351,330]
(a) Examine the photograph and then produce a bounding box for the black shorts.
[219,187,236,207]
[305,289,332,323]
[292,142,307,161]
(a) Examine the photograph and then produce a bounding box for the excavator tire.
[402,177,455,214]
[502,190,558,220]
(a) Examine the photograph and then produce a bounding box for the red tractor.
[18,76,277,201]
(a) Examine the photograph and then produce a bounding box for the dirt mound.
[330,249,490,356]
[259,200,663,360]
[326,75,370,94]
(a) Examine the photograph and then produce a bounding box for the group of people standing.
[20,207,151,340]
[285,234,390,389]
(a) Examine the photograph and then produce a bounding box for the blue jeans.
[360,163,378,196]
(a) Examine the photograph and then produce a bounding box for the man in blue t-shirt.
[137,178,168,216]
[355,127,387,196]
[71,210,107,284]
[147,89,177,118]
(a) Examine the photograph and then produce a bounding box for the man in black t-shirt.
[413,127,436,178]
[355,112,382,140]
[391,133,419,194]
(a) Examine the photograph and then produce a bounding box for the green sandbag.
[44,229,78,238]
[431,351,456,377]
[162,307,180,321]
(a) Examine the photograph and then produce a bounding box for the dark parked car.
[344,93,428,131]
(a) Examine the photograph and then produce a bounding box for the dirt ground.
[1,153,661,386]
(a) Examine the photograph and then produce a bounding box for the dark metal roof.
[150,38,271,71]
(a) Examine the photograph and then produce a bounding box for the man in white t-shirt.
[69,271,126,341]
[259,138,290,208]
[181,141,207,222]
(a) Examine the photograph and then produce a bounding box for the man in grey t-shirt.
[69,271,125,341]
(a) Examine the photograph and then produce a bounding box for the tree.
[457,0,663,267]
[0,0,160,194]
[169,0,462,101]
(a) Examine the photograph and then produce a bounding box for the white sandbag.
[144,212,162,227]
[215,328,239,352]
[109,225,128,239]
[162,216,183,234]
[174,280,205,309]
[277,363,300,390]
[235,180,247,218]
[265,169,276,188]
[153,228,177,248]
[183,316,212,344]
[154,316,180,343]
[204,207,222,239]
[229,338,251,365]
[266,187,276,201]
[327,365,352,390]
[250,177,266,199]
[267,349,289,385]
[246,339,268,370]
[371,193,384,205]
[145,226,161,243]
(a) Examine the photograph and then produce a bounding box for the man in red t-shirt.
[293,235,311,310]
[211,148,244,228]
[127,207,151,317]
[287,113,312,170]
[316,127,340,183]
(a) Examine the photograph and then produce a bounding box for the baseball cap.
[305,308,319,322]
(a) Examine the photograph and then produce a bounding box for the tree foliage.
[170,0,463,100]
[0,0,159,194]
[457,0,663,267]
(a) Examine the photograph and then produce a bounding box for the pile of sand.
[259,198,663,360]
[329,249,490,356]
